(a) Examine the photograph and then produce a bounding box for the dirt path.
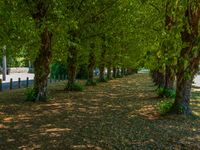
[0,74,199,149]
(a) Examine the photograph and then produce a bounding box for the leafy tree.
[170,0,200,115]
[15,0,66,101]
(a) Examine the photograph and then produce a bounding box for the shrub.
[158,100,174,115]
[116,75,123,78]
[106,76,113,80]
[157,87,164,97]
[85,80,97,86]
[157,87,176,98]
[50,62,67,79]
[76,64,88,79]
[165,88,176,98]
[25,88,37,102]
[66,83,84,92]
[97,78,108,83]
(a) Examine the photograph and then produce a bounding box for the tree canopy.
[0,0,199,115]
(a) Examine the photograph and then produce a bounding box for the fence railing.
[0,75,67,92]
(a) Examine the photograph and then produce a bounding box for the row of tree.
[0,0,199,115]
[0,0,142,100]
[143,0,200,115]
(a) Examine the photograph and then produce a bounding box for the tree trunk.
[66,29,80,90]
[33,28,52,101]
[127,68,135,75]
[157,72,165,88]
[116,67,120,77]
[152,70,165,88]
[124,68,128,76]
[87,50,96,84]
[164,66,174,90]
[99,64,105,81]
[67,46,78,90]
[113,67,117,78]
[170,5,200,115]
[2,46,7,81]
[163,2,175,91]
[171,47,200,114]
[121,68,125,76]
[171,72,193,115]
[99,48,106,82]
[107,64,112,80]
[151,70,156,83]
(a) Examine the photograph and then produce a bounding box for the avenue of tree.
[0,0,199,115]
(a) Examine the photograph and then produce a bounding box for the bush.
[66,83,84,92]
[157,87,165,97]
[116,75,123,78]
[97,78,108,83]
[105,77,113,81]
[76,64,88,79]
[157,87,176,98]
[50,62,67,79]
[165,88,176,98]
[158,100,174,115]
[25,88,37,102]
[85,80,97,86]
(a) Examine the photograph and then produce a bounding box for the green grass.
[0,74,199,149]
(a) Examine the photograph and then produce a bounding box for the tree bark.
[171,72,193,115]
[116,67,120,77]
[157,71,165,88]
[33,28,52,101]
[67,45,78,90]
[113,67,117,78]
[121,68,125,76]
[99,64,105,81]
[107,64,112,80]
[87,49,96,84]
[163,3,175,90]
[171,5,200,115]
[124,68,128,75]
[99,48,106,82]
[28,0,52,101]
[152,70,165,88]
[2,46,7,81]
[171,46,199,115]
[127,68,136,75]
[66,29,79,90]
[164,66,174,90]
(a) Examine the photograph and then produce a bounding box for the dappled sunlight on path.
[0,74,199,149]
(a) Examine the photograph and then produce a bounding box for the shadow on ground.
[0,74,199,149]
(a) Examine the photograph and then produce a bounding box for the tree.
[16,0,65,101]
[170,0,200,115]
